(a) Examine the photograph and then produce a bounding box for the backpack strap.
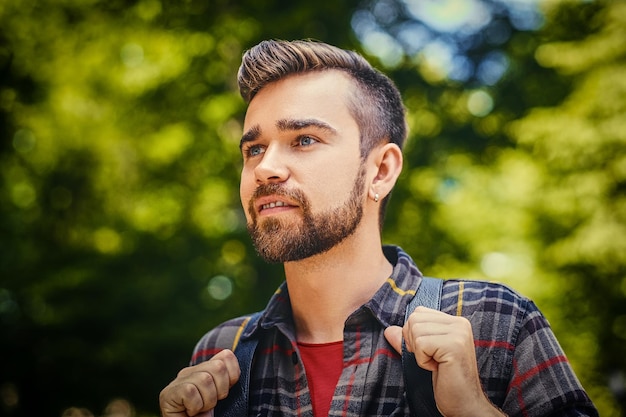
[217,277,444,417]
[214,311,263,417]
[403,276,445,417]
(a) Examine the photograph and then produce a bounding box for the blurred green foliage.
[0,0,624,416]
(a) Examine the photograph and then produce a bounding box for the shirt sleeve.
[441,280,598,417]
[502,299,598,417]
[189,315,250,365]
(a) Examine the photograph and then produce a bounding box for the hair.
[238,39,407,156]
[237,39,407,229]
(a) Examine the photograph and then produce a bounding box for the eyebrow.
[240,125,261,150]
[240,118,338,150]
[276,118,338,135]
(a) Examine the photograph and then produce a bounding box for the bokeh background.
[1,0,624,416]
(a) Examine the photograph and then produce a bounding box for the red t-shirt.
[297,340,344,417]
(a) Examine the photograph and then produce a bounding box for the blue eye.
[298,136,317,147]
[246,144,264,157]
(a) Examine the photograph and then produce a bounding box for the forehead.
[243,70,357,130]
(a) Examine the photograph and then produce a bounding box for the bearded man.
[159,39,598,417]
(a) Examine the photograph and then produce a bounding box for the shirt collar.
[241,245,423,339]
[361,245,424,328]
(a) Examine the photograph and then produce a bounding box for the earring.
[374,193,380,203]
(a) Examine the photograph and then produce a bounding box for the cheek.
[308,171,354,206]
[326,159,361,188]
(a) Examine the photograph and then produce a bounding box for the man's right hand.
[159,349,241,417]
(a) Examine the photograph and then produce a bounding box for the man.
[159,39,598,417]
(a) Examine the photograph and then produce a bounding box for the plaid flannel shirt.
[191,245,598,417]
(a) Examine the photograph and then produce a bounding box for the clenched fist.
[159,349,241,417]
[384,306,506,417]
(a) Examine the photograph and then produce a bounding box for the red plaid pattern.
[191,246,598,417]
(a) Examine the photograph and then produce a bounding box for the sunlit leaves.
[192,179,241,238]
[141,123,194,166]
[381,2,625,413]
[535,2,626,75]
[1,0,624,415]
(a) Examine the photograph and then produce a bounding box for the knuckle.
[219,348,237,360]
[158,382,203,414]
[413,334,424,349]
[198,370,217,386]
[456,316,473,334]
[212,358,229,375]
[176,366,191,378]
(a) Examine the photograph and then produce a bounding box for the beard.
[247,166,366,263]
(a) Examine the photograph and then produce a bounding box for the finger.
[402,324,438,371]
[160,370,221,415]
[411,336,440,372]
[175,350,240,396]
[384,326,403,354]
[408,306,452,324]
[159,380,207,416]
[404,312,446,372]
[201,349,242,403]
[160,351,242,416]
[176,349,238,379]
[406,315,475,373]
[203,356,234,401]
[212,349,241,387]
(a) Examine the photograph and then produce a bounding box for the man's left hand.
[384,306,506,417]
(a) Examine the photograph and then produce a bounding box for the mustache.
[252,183,305,204]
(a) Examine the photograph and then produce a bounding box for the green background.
[1,0,624,416]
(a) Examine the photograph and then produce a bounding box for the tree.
[365,0,625,414]
[1,0,622,415]
[507,2,626,413]
[0,1,360,415]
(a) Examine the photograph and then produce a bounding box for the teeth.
[262,201,287,210]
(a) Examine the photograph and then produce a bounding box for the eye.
[244,144,265,158]
[296,135,318,147]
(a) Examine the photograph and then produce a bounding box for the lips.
[254,195,298,214]
[250,183,307,219]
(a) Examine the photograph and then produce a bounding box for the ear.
[367,142,403,201]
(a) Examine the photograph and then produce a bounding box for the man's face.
[239,70,367,263]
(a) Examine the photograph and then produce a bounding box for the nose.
[254,144,289,184]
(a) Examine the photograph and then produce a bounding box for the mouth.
[261,201,289,211]
[254,196,298,216]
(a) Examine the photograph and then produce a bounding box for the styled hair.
[237,39,407,229]
[237,39,407,156]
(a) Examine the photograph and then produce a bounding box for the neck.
[283,229,393,344]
